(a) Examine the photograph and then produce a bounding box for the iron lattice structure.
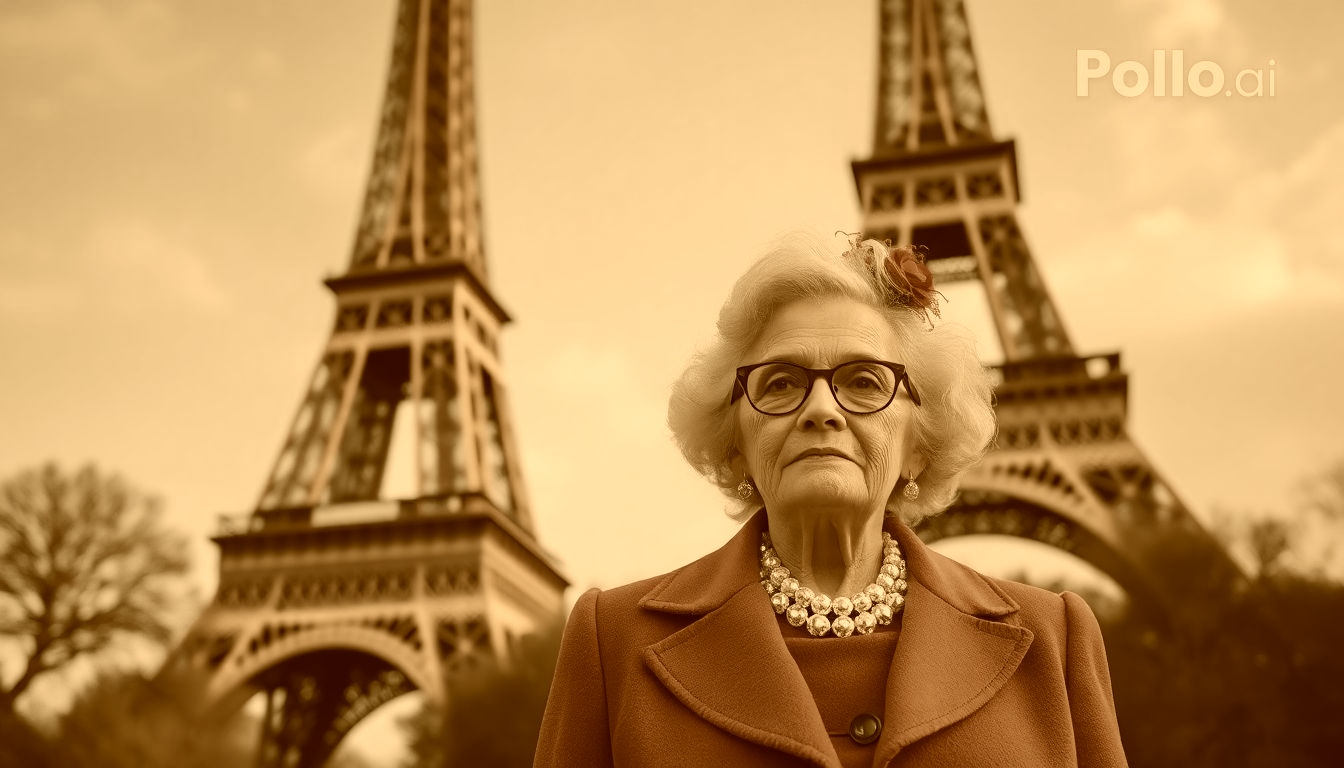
[856,0,1238,615]
[165,2,566,765]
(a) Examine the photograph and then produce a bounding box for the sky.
[2,0,1342,760]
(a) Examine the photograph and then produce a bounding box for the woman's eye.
[843,370,881,388]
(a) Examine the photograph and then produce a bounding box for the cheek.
[862,416,912,483]
[739,415,787,476]
[757,432,789,474]
[863,441,899,488]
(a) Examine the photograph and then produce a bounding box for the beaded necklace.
[760,531,908,637]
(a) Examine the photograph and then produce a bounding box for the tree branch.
[0,463,190,712]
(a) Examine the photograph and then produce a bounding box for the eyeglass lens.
[744,362,898,414]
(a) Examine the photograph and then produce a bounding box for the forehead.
[746,296,900,365]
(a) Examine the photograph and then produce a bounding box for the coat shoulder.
[920,540,1096,633]
[570,566,705,649]
[979,571,1108,651]
[589,571,671,612]
[992,575,1073,615]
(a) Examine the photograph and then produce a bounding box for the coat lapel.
[639,513,839,768]
[637,513,1035,767]
[874,522,1035,762]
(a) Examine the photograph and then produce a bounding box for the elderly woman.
[534,236,1127,768]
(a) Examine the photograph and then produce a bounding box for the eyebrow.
[753,353,886,367]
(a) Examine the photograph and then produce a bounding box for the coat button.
[848,713,882,745]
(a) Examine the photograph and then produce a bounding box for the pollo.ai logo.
[1077,50,1276,98]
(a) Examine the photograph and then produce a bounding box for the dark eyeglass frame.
[730,359,921,415]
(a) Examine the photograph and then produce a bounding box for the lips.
[789,447,853,464]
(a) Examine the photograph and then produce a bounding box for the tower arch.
[204,624,438,714]
[919,488,1164,620]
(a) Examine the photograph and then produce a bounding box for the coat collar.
[639,510,1035,767]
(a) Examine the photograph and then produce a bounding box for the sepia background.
[2,0,1342,763]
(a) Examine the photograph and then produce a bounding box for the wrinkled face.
[732,296,920,518]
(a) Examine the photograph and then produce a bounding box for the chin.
[775,475,870,514]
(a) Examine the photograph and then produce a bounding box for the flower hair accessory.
[842,234,942,322]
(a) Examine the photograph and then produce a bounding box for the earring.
[902,474,920,501]
[735,477,755,500]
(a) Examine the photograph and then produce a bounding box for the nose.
[797,374,847,430]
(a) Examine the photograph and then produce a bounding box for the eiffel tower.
[854,0,1238,616]
[165,1,566,765]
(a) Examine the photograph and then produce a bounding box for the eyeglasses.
[730,360,921,415]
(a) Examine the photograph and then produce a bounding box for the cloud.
[89,220,231,313]
[0,1,205,121]
[0,231,84,319]
[0,279,82,320]
[1107,101,1249,205]
[296,122,371,200]
[1117,0,1235,47]
[1147,0,1227,45]
[1053,109,1344,340]
[0,218,232,322]
[1248,117,1344,282]
[1055,205,1293,339]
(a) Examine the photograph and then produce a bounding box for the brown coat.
[535,512,1128,767]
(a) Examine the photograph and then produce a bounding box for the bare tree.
[0,463,190,713]
[1300,458,1344,522]
[1268,457,1344,579]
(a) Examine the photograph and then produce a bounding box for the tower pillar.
[164,2,566,763]
[857,0,1241,618]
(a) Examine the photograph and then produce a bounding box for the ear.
[904,450,928,480]
[728,450,749,480]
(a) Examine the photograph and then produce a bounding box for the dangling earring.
[902,473,920,501]
[736,477,755,500]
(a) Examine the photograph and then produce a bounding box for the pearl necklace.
[760,531,908,638]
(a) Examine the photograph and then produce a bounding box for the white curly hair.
[667,233,995,525]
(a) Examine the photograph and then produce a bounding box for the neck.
[764,507,886,597]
